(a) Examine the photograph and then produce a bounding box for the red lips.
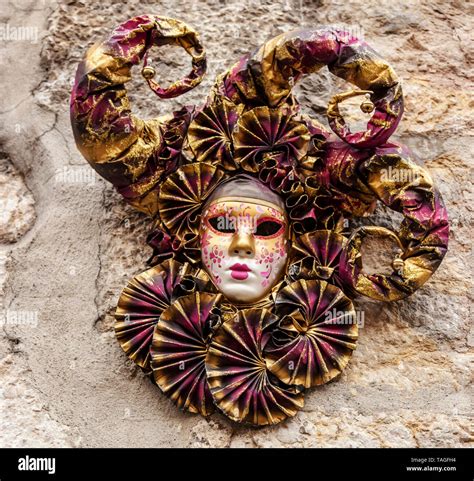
[230,263,251,272]
[230,263,251,280]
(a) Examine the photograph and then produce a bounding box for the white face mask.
[200,197,288,304]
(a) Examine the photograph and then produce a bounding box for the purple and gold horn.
[338,144,449,301]
[70,15,206,216]
[216,27,403,149]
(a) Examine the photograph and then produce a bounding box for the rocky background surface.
[0,0,472,447]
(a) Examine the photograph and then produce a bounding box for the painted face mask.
[201,177,288,303]
[200,202,286,303]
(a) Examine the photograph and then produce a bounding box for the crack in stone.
[93,182,106,327]
[0,96,29,115]
[37,111,59,141]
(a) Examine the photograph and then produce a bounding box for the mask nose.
[228,232,255,258]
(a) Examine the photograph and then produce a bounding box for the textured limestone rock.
[0,355,74,447]
[188,419,233,448]
[0,153,35,244]
[0,0,472,447]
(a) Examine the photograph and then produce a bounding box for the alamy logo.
[18,456,56,475]
[380,166,421,185]
[324,308,365,327]
[216,213,261,233]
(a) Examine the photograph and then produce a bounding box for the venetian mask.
[71,16,449,426]
[200,177,288,303]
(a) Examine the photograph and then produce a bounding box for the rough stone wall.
[0,0,472,447]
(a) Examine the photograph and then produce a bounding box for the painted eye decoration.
[255,218,284,238]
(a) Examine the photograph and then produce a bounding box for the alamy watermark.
[0,310,38,327]
[55,166,98,185]
[213,213,262,234]
[0,23,39,43]
[380,166,422,185]
[325,307,365,327]
[324,23,365,42]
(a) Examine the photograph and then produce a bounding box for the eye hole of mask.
[208,215,236,234]
[255,220,283,237]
